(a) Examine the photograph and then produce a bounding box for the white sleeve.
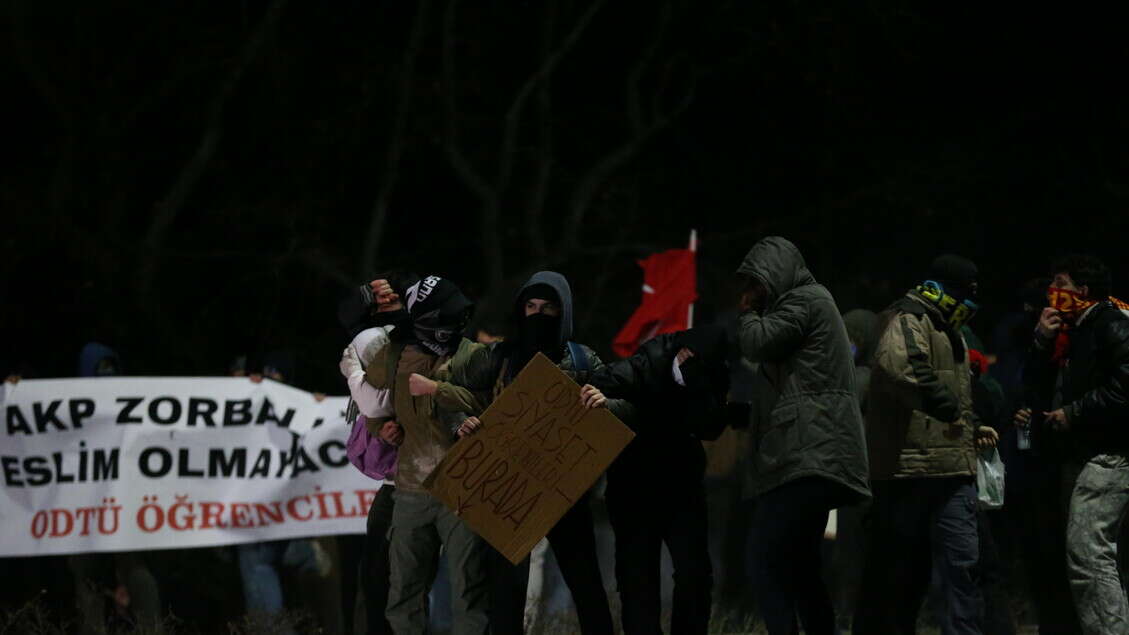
[671,357,686,387]
[339,327,394,418]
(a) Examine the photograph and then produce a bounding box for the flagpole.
[688,229,697,329]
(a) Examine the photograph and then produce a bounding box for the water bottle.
[1017,422,1031,451]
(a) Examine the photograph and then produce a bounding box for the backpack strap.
[384,337,409,394]
[567,341,589,373]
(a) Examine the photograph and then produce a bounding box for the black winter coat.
[582,330,730,494]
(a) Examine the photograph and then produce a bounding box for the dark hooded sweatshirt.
[736,237,870,502]
[433,271,635,426]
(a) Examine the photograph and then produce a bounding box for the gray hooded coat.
[737,237,871,502]
[434,271,634,425]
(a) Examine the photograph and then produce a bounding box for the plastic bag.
[976,447,1006,510]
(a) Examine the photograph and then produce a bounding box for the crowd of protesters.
[4,237,1129,635]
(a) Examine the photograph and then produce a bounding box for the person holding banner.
[234,351,334,632]
[363,275,491,635]
[574,324,734,635]
[65,342,165,635]
[409,271,623,635]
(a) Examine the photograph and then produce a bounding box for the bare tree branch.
[137,0,288,296]
[360,0,431,277]
[525,0,559,263]
[557,2,693,258]
[495,0,605,193]
[440,0,506,289]
[10,1,78,128]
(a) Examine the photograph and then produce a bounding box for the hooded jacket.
[78,342,120,377]
[433,272,634,425]
[736,237,870,502]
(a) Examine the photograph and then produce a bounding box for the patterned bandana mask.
[1046,287,1097,320]
[1045,287,1129,365]
[917,281,979,331]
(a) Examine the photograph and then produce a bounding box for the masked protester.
[413,272,621,635]
[731,237,870,635]
[337,273,418,635]
[67,343,165,635]
[573,324,733,635]
[856,254,999,635]
[361,275,492,635]
[1022,254,1129,635]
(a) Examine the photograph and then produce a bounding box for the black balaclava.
[673,325,731,395]
[405,275,474,355]
[515,283,564,368]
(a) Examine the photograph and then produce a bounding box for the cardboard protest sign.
[425,352,634,564]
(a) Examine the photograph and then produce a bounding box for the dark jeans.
[361,484,395,635]
[1003,452,1080,633]
[854,477,982,635]
[976,511,1015,635]
[488,492,614,634]
[748,477,844,635]
[606,480,712,635]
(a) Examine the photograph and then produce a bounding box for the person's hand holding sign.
[457,416,482,438]
[580,384,607,409]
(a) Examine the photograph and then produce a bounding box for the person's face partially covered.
[738,276,768,312]
[524,298,561,317]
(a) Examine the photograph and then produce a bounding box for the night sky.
[4,1,1129,390]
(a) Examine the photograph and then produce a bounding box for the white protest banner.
[1,377,378,557]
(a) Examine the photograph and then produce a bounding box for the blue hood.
[78,342,120,377]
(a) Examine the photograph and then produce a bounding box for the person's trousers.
[360,484,395,635]
[748,477,843,635]
[487,492,614,634]
[386,489,489,635]
[975,510,1015,635]
[854,477,982,635]
[1066,453,1129,635]
[69,551,162,635]
[606,481,712,635]
[236,539,317,614]
[1005,455,1080,633]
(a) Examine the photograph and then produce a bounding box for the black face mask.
[519,313,562,362]
[412,308,467,355]
[372,307,411,330]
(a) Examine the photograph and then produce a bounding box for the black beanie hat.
[929,255,978,296]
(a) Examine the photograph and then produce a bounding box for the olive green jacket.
[364,337,483,492]
[736,237,870,502]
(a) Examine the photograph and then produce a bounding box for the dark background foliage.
[4,1,1128,390]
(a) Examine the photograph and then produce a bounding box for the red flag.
[612,248,697,357]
